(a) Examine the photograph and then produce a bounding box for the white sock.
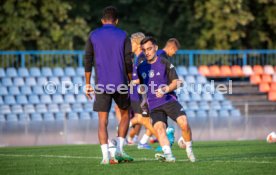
[162,145,172,155]
[186,141,192,148]
[117,137,125,153]
[139,134,149,144]
[101,144,109,160]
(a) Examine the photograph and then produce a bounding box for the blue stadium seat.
[4,95,16,105]
[219,109,230,117]
[176,66,188,76]
[187,101,199,110]
[76,67,84,77]
[198,101,209,110]
[61,76,72,83]
[210,101,221,110]
[52,95,64,104]
[84,103,93,112]
[20,86,32,95]
[55,112,65,121]
[180,102,188,110]
[191,93,201,101]
[72,76,83,84]
[188,66,199,75]
[0,96,3,105]
[65,67,76,76]
[41,67,53,77]
[60,104,71,112]
[196,110,207,118]
[80,112,91,120]
[2,77,13,86]
[196,76,207,84]
[37,77,48,86]
[49,77,60,85]
[208,110,218,117]
[72,103,83,112]
[6,114,18,122]
[16,95,28,104]
[185,75,196,84]
[179,93,190,102]
[25,77,36,86]
[186,110,196,118]
[202,83,216,94]
[0,115,5,122]
[8,87,20,95]
[36,104,47,113]
[11,105,23,114]
[221,101,233,110]
[13,77,25,86]
[18,68,29,77]
[0,68,5,78]
[230,109,241,117]
[64,94,75,103]
[0,86,8,95]
[53,67,64,77]
[68,112,79,120]
[29,67,41,77]
[24,104,35,113]
[214,92,224,101]
[18,113,30,121]
[6,68,17,77]
[31,113,43,121]
[201,93,213,101]
[28,95,40,104]
[48,104,59,113]
[33,86,44,95]
[40,95,52,104]
[43,113,55,121]
[76,94,87,103]
[0,105,11,114]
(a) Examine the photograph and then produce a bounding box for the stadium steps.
[215,81,276,114]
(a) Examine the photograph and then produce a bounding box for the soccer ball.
[177,137,186,149]
[266,132,276,143]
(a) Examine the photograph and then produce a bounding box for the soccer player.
[157,38,181,59]
[127,32,158,149]
[84,6,133,164]
[136,36,196,162]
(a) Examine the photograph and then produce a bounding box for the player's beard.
[147,54,157,63]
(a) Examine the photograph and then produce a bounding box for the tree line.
[0,0,275,50]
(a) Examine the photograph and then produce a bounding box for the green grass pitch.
[0,140,275,175]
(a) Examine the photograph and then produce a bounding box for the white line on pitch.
[0,154,274,164]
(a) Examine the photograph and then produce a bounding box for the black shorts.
[130,100,142,114]
[150,101,186,127]
[93,92,130,112]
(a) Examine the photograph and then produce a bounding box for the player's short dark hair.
[140,36,157,46]
[167,38,181,49]
[102,6,118,22]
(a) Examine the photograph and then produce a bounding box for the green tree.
[0,0,89,50]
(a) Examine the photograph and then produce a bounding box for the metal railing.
[1,50,276,68]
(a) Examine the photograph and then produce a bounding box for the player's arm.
[124,37,133,82]
[84,35,94,100]
[156,59,179,97]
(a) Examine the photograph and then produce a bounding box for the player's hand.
[85,84,94,100]
[155,86,169,98]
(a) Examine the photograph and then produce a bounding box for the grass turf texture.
[0,140,275,175]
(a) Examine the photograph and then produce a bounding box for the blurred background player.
[127,32,158,149]
[137,36,196,162]
[84,6,133,164]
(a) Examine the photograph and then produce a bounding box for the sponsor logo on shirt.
[156,72,160,76]
[149,70,155,78]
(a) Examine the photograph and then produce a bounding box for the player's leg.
[151,109,175,162]
[128,124,141,145]
[113,92,134,162]
[166,101,196,162]
[93,93,116,164]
